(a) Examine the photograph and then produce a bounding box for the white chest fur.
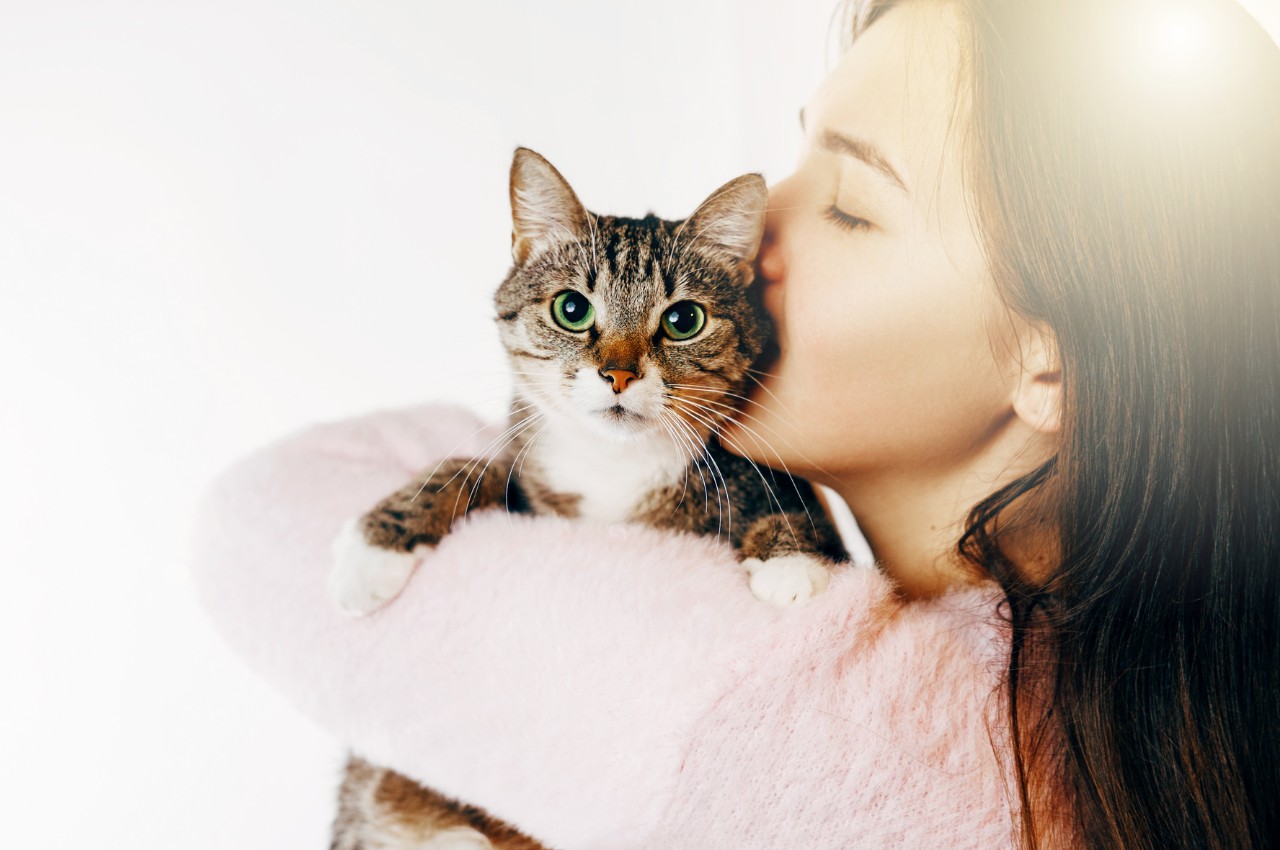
[530,420,690,523]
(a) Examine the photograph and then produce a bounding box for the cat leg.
[328,455,517,616]
[331,757,494,850]
[739,512,843,606]
[343,758,551,850]
[328,516,424,618]
[331,754,382,850]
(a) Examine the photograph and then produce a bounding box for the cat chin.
[582,408,662,443]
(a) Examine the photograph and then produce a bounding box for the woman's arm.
[190,404,1013,849]
[190,404,812,846]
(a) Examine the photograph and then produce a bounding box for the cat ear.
[509,148,590,266]
[680,173,768,266]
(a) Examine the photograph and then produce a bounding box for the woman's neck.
[832,424,1057,598]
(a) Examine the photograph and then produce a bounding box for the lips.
[755,278,785,373]
[764,276,785,321]
[754,337,782,376]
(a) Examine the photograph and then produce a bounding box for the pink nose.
[600,369,638,393]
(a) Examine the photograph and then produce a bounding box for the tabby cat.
[326,148,847,849]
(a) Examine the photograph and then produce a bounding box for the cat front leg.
[328,455,518,616]
[739,512,843,607]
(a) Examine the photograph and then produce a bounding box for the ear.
[680,173,768,267]
[509,147,590,266]
[1011,322,1062,434]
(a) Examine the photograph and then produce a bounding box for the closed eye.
[824,204,872,233]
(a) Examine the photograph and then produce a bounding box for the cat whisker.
[658,412,695,516]
[666,394,816,551]
[742,372,805,428]
[667,384,838,481]
[664,381,803,430]
[653,410,693,516]
[416,406,544,504]
[450,417,535,494]
[663,404,731,540]
[515,419,544,480]
[452,410,546,522]
[744,366,783,380]
[404,402,543,504]
[502,413,548,525]
[660,407,717,525]
[688,409,826,553]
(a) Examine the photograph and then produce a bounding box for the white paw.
[418,827,494,849]
[743,553,831,606]
[327,517,421,617]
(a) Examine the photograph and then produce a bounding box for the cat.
[326,147,848,850]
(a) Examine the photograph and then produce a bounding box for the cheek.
[740,245,1013,475]
[778,286,922,440]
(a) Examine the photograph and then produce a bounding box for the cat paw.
[742,553,831,606]
[327,517,421,617]
[418,827,494,849]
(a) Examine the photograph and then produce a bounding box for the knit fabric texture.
[191,404,1023,849]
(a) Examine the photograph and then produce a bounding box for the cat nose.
[599,368,638,394]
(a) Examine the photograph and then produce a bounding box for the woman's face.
[722,2,1021,488]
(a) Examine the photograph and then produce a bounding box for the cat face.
[495,148,770,445]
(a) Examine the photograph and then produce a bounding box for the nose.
[755,179,793,284]
[599,368,638,394]
[756,226,785,283]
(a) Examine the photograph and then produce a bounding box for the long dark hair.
[846,1,1280,847]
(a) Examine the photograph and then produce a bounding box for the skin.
[720,1,1062,598]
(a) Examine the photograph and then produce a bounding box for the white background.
[0,1,840,847]
[2,1,1276,848]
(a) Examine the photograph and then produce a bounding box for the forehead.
[808,2,970,200]
[597,216,670,281]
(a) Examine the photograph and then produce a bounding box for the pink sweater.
[192,404,1025,849]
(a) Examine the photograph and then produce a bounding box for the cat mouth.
[597,404,663,434]
[599,404,646,423]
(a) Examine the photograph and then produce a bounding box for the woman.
[732,0,1280,845]
[194,0,1280,847]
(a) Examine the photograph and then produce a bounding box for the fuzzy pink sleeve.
[192,404,1016,850]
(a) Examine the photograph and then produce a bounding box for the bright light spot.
[1109,0,1239,98]
[1148,8,1208,72]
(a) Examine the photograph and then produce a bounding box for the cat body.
[327,149,846,850]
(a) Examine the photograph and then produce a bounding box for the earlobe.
[1010,324,1063,435]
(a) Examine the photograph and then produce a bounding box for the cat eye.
[551,290,595,332]
[661,301,706,341]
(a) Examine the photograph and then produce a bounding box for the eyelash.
[824,204,872,233]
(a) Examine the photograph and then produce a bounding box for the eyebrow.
[801,108,909,194]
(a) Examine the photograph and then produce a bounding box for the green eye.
[661,301,706,341]
[551,291,595,332]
